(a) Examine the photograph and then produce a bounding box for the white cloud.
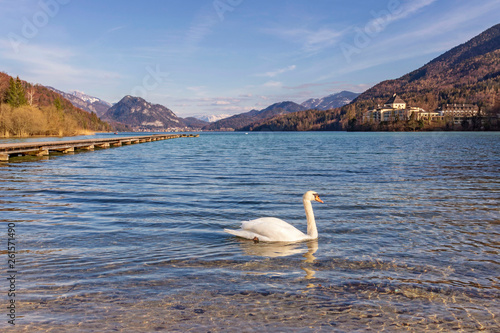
[391,0,438,21]
[364,0,438,29]
[264,26,343,54]
[263,81,283,88]
[187,86,206,92]
[257,65,296,78]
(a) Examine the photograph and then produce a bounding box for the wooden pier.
[0,133,199,161]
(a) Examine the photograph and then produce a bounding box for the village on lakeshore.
[357,93,498,131]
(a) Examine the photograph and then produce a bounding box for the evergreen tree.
[5,76,27,107]
[15,77,27,106]
[54,97,63,110]
[5,78,17,106]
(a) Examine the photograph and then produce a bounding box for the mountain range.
[47,87,358,131]
[301,91,360,110]
[47,87,112,117]
[203,91,359,131]
[203,101,307,130]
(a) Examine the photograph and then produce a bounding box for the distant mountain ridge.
[301,91,360,110]
[102,95,184,130]
[203,101,307,130]
[204,91,357,130]
[46,87,112,117]
[195,114,231,122]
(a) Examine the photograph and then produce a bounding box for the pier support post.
[0,153,9,161]
[26,149,49,157]
[96,143,110,148]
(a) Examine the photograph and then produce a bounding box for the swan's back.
[227,217,312,242]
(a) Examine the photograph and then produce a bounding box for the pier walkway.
[0,133,199,161]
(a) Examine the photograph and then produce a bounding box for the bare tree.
[27,86,36,106]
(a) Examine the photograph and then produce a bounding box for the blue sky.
[0,0,499,117]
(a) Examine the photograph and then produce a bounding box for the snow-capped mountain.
[301,91,360,110]
[194,114,231,122]
[46,87,112,117]
[69,90,112,107]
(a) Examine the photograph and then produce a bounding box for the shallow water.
[1,132,499,332]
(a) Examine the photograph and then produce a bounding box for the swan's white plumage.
[224,191,323,243]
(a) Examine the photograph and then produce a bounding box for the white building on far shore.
[362,94,438,123]
[438,104,479,124]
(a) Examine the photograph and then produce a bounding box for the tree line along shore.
[0,73,111,138]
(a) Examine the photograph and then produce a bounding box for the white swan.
[224,191,324,242]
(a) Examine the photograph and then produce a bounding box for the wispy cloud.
[264,26,344,54]
[212,100,231,105]
[184,6,219,51]
[0,40,121,84]
[368,0,438,27]
[107,25,126,33]
[256,65,296,78]
[263,81,283,88]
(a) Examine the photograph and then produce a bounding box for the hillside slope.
[350,23,500,114]
[47,87,112,117]
[246,24,500,131]
[0,72,111,137]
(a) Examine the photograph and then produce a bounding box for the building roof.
[385,93,406,105]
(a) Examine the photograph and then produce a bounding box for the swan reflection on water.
[236,239,318,258]
[235,239,319,282]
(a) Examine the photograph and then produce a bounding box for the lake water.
[1,132,499,332]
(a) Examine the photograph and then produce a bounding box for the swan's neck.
[303,199,318,239]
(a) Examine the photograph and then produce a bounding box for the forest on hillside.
[0,73,111,137]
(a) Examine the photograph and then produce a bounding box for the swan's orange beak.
[314,196,324,203]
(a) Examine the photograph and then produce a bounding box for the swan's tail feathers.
[224,228,258,240]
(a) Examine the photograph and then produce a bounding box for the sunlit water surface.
[1,132,499,332]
